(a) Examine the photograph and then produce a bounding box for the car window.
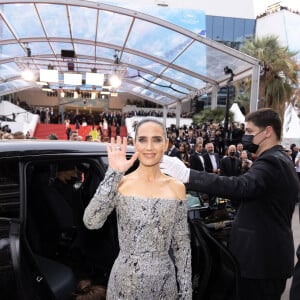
[0,159,20,219]
[23,154,137,298]
[25,158,105,257]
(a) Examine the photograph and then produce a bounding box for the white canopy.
[229,103,245,124]
[282,103,300,147]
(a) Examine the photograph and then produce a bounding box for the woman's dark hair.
[135,118,167,140]
[74,279,106,300]
[245,108,282,140]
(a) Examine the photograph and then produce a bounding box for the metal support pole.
[211,84,218,109]
[163,105,168,130]
[250,63,260,112]
[175,100,181,128]
[224,85,230,146]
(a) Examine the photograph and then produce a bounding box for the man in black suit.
[189,142,205,171]
[220,144,242,176]
[166,138,182,160]
[202,142,220,206]
[161,108,299,300]
[203,142,220,174]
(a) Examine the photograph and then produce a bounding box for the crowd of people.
[1,107,299,183]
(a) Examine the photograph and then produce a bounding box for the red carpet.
[34,124,67,140]
[34,123,128,140]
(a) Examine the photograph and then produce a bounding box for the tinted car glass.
[0,219,19,300]
[24,157,120,297]
[0,159,20,219]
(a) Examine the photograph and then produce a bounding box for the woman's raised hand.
[106,136,139,173]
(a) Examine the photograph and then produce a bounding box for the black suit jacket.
[203,152,220,173]
[187,145,298,279]
[189,152,205,171]
[168,146,182,160]
[219,156,242,176]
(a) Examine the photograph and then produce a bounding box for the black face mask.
[229,151,235,157]
[242,130,265,154]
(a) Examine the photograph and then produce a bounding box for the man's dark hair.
[245,108,282,140]
[48,133,58,140]
[57,161,76,172]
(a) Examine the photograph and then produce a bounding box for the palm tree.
[240,35,299,120]
[192,107,233,125]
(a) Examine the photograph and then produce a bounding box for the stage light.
[86,72,104,86]
[110,74,121,88]
[40,69,58,83]
[22,69,35,81]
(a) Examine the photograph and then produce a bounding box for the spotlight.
[224,66,234,82]
[22,69,35,81]
[113,51,120,64]
[68,62,74,71]
[110,74,121,88]
[26,47,31,57]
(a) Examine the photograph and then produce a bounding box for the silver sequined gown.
[83,167,192,300]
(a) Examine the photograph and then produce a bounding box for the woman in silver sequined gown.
[83,119,192,300]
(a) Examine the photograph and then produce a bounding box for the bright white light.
[86,72,104,86]
[22,69,35,81]
[101,90,110,95]
[40,69,58,83]
[110,74,121,88]
[64,73,82,85]
[36,81,48,86]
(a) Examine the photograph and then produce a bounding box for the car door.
[188,201,240,300]
[0,157,29,300]
[22,156,114,300]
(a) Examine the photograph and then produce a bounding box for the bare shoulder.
[164,175,185,188]
[163,175,186,200]
[118,173,135,189]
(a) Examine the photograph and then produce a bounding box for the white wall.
[256,10,300,50]
[256,10,300,63]
[0,101,39,135]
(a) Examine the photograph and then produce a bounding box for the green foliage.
[192,108,234,125]
[240,35,299,120]
[235,92,250,114]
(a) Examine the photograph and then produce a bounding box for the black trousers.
[238,277,286,300]
[290,244,300,300]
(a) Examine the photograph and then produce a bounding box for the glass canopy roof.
[0,0,260,106]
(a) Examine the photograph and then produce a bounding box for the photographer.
[240,150,253,173]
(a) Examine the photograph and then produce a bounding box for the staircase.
[34,123,128,140]
[34,124,68,140]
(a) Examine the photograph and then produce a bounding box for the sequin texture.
[83,167,192,299]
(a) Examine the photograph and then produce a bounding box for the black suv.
[0,140,239,300]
